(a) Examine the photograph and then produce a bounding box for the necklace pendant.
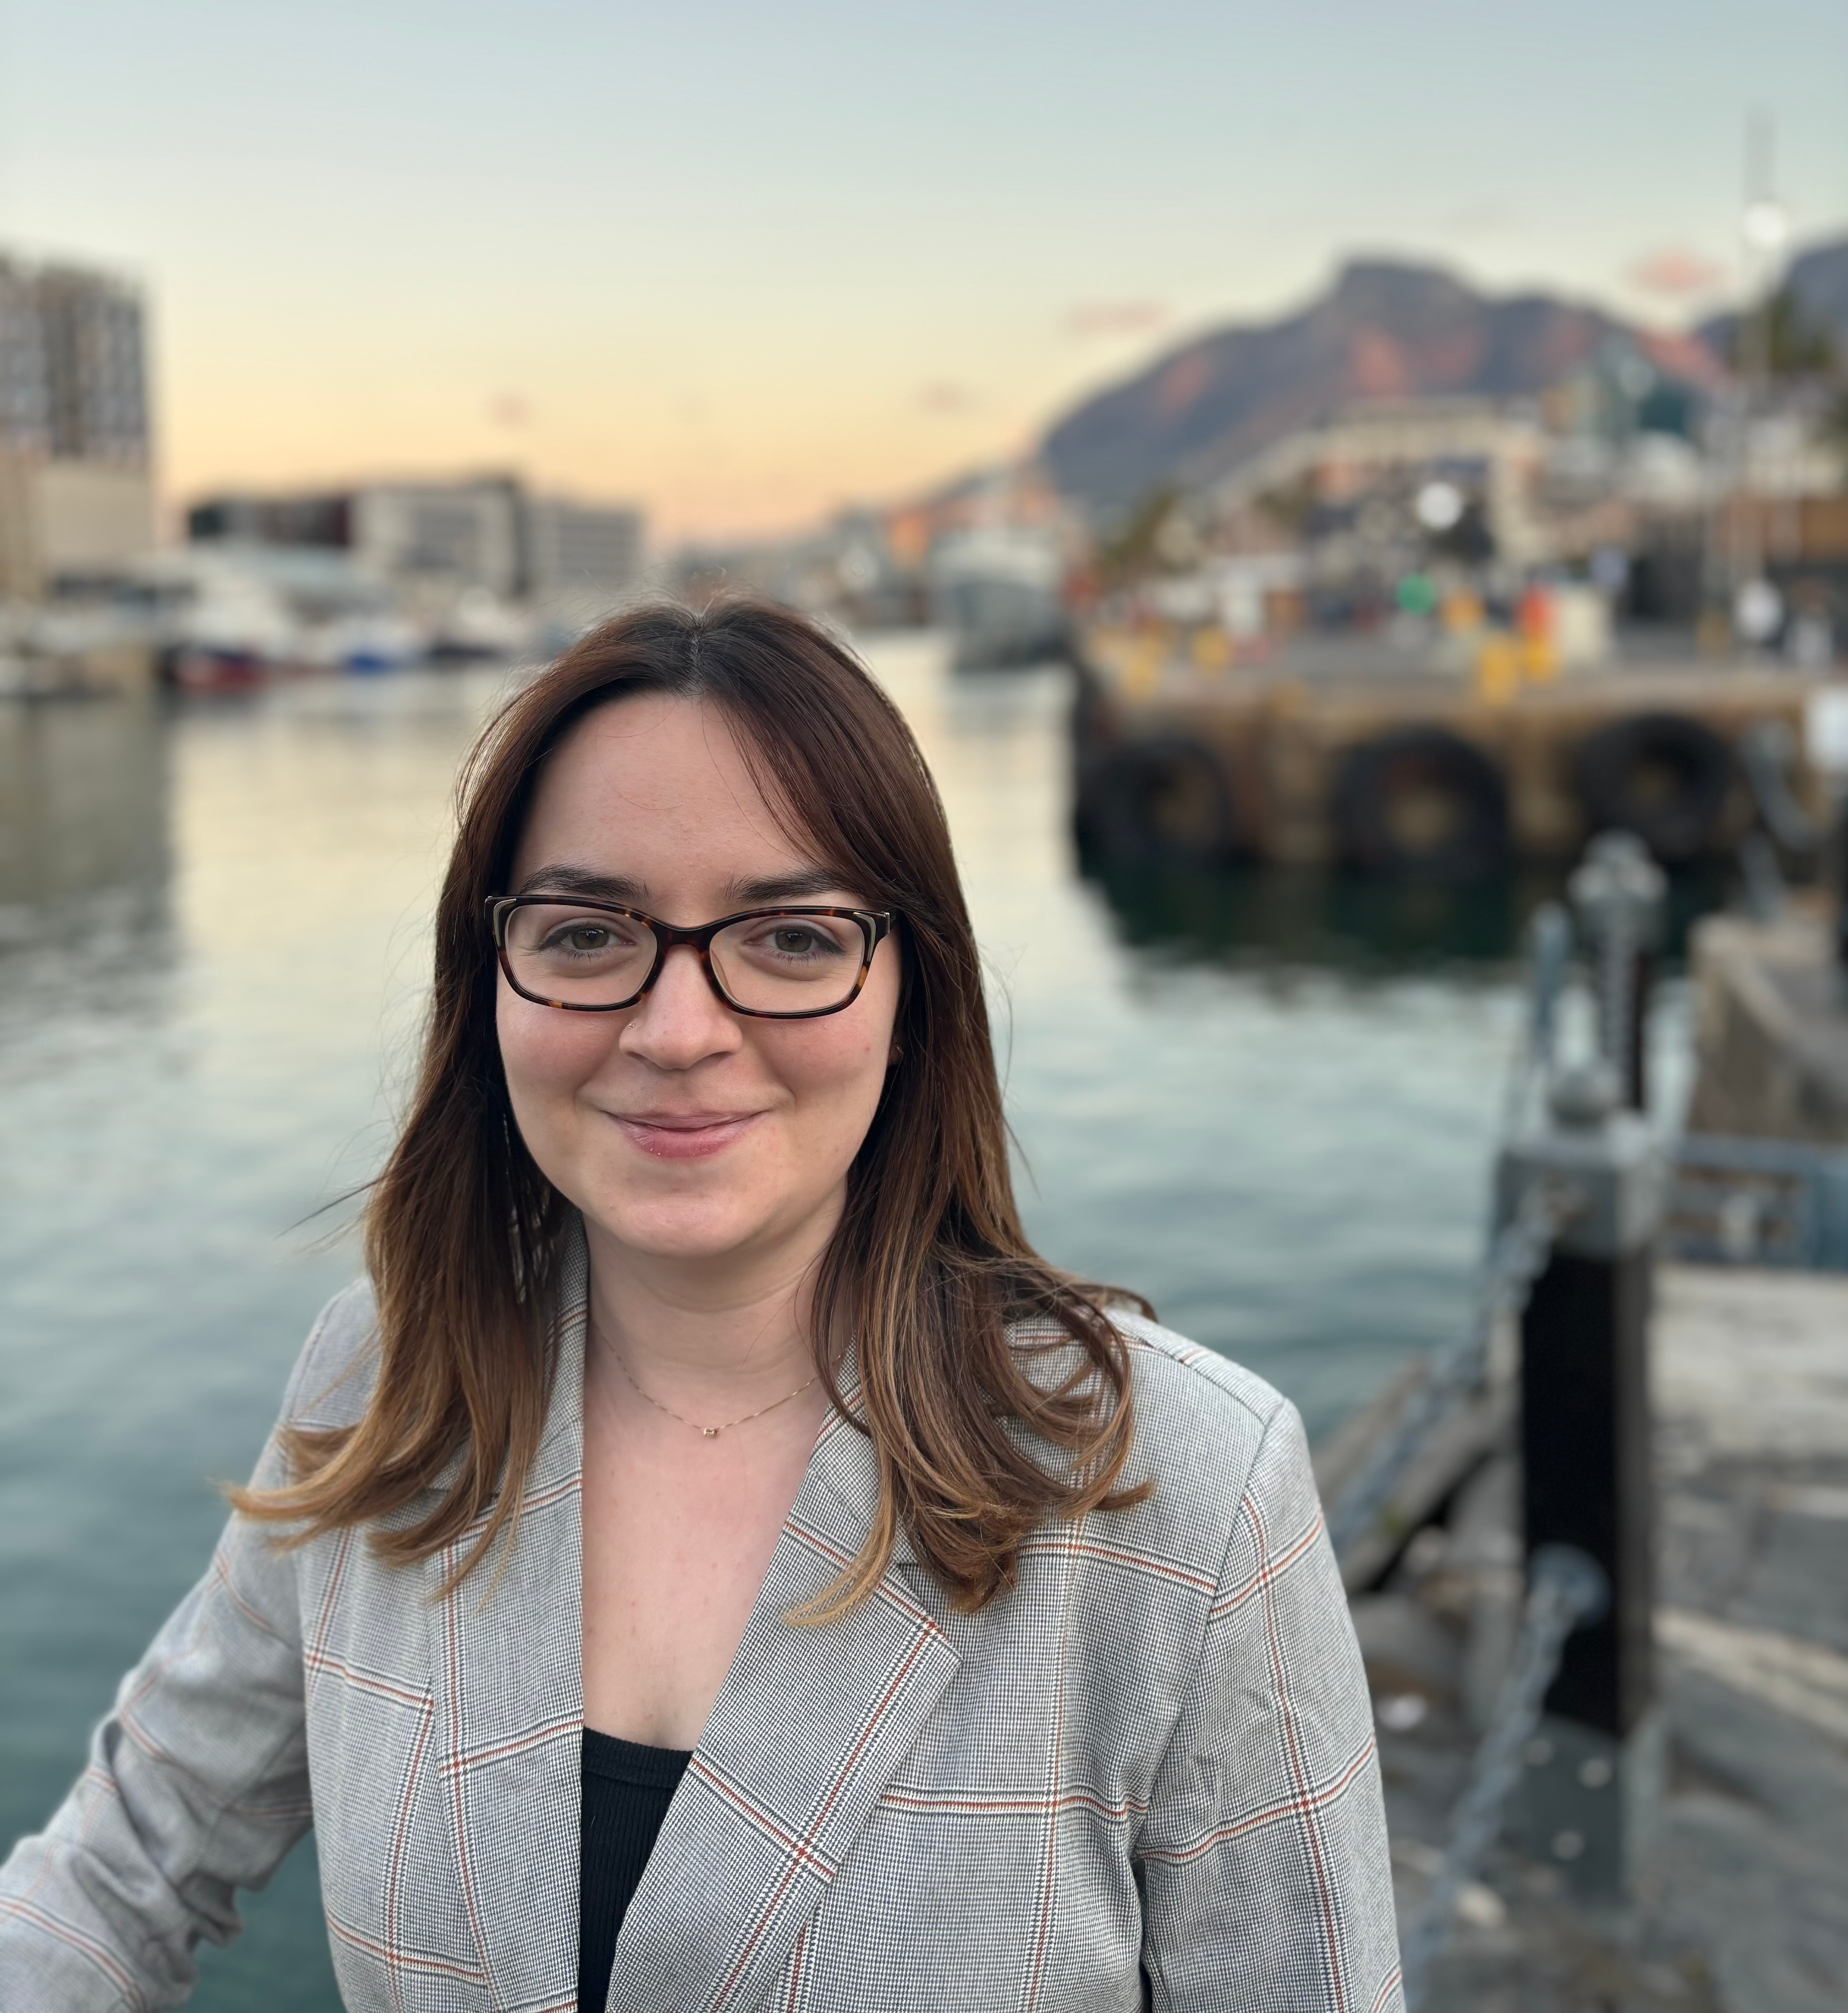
[702,1426,720,1438]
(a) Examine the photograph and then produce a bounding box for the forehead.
[513,691,815,876]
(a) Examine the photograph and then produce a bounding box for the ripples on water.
[0,639,1687,2008]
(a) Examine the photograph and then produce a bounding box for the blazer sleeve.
[0,1294,356,2013]
[1136,1397,1405,2013]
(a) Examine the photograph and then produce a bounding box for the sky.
[0,0,1844,545]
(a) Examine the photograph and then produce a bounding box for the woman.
[0,600,1401,2012]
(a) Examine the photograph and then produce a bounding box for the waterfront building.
[35,265,150,466]
[521,493,644,607]
[1196,400,1554,579]
[350,480,525,599]
[0,264,52,458]
[0,253,155,599]
[188,477,644,614]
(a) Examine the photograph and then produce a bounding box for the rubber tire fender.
[1075,734,1242,864]
[1334,727,1510,877]
[1570,711,1734,863]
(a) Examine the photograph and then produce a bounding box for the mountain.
[1040,257,1719,516]
[1698,236,1848,367]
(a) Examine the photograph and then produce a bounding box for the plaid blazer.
[1,1235,1402,2013]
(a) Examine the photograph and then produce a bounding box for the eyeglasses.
[486,896,893,1019]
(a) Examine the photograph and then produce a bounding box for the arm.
[0,1293,360,2012]
[1137,1400,1403,2013]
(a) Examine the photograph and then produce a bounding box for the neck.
[581,1204,838,1415]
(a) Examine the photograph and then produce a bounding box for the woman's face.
[497,693,901,1276]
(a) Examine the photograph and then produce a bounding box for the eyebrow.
[515,864,649,902]
[723,867,856,904]
[514,863,859,908]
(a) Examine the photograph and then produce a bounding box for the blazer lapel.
[610,1394,962,2013]
[426,1234,591,2013]
[427,1239,962,2013]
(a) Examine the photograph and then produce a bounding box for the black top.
[578,1729,693,2013]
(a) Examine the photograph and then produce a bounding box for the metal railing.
[1397,1547,1609,2007]
[1329,878,1657,1999]
[1666,1131,1848,1270]
[1323,1175,1572,1567]
[1329,819,1848,1997]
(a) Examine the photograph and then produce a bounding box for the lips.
[610,1110,764,1161]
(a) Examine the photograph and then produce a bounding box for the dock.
[1339,1262,1848,2011]
[1685,906,1848,1146]
[1293,820,1848,2008]
[1071,630,1824,873]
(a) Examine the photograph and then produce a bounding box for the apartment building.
[522,492,644,607]
[0,254,155,597]
[189,477,643,610]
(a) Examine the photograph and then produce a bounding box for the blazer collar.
[427,1222,960,2013]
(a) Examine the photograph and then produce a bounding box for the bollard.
[1496,1061,1666,1897]
[1836,791,1848,986]
[1569,832,1666,1112]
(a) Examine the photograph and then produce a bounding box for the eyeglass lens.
[501,904,867,1012]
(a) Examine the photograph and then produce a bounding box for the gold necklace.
[597,1324,820,1439]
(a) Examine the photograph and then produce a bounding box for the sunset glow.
[0,0,1840,544]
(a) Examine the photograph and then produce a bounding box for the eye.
[768,924,829,956]
[718,913,858,968]
[510,906,648,961]
[554,924,614,953]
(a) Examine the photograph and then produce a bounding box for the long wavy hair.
[233,599,1150,1613]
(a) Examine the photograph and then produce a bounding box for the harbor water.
[0,636,1681,2010]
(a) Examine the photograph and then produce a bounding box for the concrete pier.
[1072,638,1824,871]
[1349,1263,1848,2011]
[1686,909,1848,1146]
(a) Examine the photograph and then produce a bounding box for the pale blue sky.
[1,0,1842,537]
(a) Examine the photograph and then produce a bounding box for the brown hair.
[233,599,1150,1613]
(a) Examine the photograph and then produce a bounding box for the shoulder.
[1098,1309,1312,1581]
[1110,1308,1292,1448]
[281,1275,382,1430]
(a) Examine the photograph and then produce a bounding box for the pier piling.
[1497,1063,1667,1896]
[1836,792,1848,981]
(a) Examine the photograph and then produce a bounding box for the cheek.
[776,1027,885,1110]
[770,995,898,1136]
[496,988,611,1107]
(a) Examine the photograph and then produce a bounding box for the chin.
[584,1193,772,1265]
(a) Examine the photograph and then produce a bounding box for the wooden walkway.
[1346,1263,1848,2011]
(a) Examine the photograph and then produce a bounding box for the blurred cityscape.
[1,216,1844,697]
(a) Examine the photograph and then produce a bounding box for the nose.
[616,943,743,1071]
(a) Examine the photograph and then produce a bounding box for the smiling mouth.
[610,1112,764,1161]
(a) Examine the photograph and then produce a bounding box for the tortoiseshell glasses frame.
[485,895,894,1020]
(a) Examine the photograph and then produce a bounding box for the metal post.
[1495,1062,1666,1897]
[1835,790,1848,987]
[1569,832,1666,1111]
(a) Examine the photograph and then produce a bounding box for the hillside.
[1699,236,1848,367]
[1040,255,1725,516]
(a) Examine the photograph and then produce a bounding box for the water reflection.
[0,697,172,1041]
[0,694,170,913]
[1086,857,1543,972]
[0,669,512,2013]
[1081,835,1731,977]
